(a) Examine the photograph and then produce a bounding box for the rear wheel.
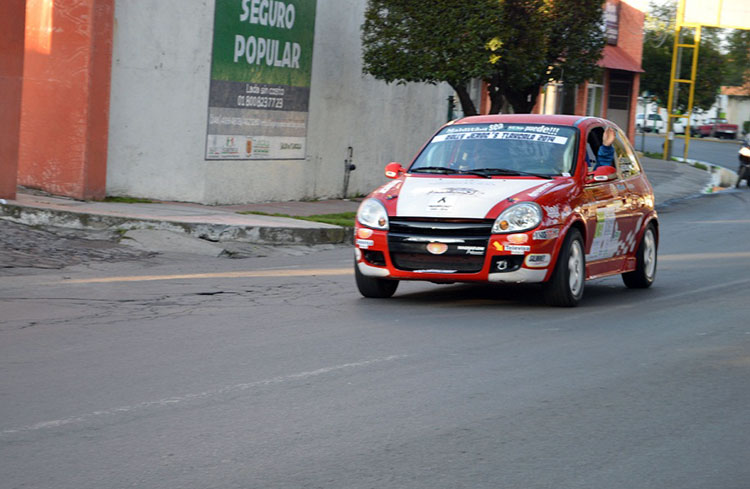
[543,228,585,307]
[622,224,657,288]
[355,261,399,298]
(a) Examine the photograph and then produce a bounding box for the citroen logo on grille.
[426,242,449,255]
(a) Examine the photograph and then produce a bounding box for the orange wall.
[0,0,26,200]
[18,0,114,200]
[618,1,645,67]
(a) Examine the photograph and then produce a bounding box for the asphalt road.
[636,132,743,170]
[2,190,750,489]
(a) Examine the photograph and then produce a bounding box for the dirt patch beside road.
[0,220,153,274]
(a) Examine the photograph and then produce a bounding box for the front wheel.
[355,261,399,298]
[543,228,585,307]
[622,224,657,288]
[737,166,749,188]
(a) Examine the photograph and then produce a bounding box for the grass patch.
[238,211,356,228]
[692,162,709,171]
[103,196,155,204]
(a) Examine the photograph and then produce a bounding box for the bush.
[743,121,750,135]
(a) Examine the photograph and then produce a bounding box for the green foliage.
[361,0,606,114]
[238,211,356,227]
[487,0,605,113]
[692,161,709,171]
[641,3,725,111]
[103,196,155,204]
[724,29,750,86]
[361,0,499,116]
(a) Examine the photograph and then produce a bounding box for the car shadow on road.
[375,280,645,308]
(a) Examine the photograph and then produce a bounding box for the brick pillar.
[18,0,114,200]
[0,0,26,200]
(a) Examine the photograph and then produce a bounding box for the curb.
[0,202,354,246]
[671,157,739,189]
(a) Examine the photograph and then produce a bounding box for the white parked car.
[636,114,664,133]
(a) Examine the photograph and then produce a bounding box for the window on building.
[587,84,604,117]
[608,70,632,111]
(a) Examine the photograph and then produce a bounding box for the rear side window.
[613,129,641,178]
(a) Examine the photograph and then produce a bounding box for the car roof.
[451,114,599,128]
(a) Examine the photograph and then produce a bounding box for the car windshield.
[410,123,578,177]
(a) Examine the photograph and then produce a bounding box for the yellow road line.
[61,268,353,284]
[53,251,750,284]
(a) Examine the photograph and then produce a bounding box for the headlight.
[357,198,389,230]
[740,146,750,157]
[492,202,542,233]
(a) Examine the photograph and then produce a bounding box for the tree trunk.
[450,82,477,117]
[486,74,505,114]
[504,87,540,114]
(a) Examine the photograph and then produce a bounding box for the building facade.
[2,0,453,203]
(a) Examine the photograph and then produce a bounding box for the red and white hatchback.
[354,114,658,306]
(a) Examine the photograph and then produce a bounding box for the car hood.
[394,176,546,219]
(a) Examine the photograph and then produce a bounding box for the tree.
[724,29,750,86]
[361,0,499,116]
[361,0,606,115]
[486,0,605,114]
[641,2,725,111]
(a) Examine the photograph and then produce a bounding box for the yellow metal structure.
[663,0,750,160]
[664,0,701,161]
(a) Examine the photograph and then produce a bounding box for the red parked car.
[692,118,738,139]
[354,114,659,306]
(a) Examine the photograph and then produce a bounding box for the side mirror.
[586,165,617,184]
[384,162,405,179]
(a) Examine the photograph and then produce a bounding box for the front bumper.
[354,219,559,284]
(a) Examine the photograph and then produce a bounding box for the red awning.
[597,45,644,73]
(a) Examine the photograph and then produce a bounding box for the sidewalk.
[0,156,718,246]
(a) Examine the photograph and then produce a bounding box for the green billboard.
[206,0,317,160]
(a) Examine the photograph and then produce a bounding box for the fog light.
[507,233,528,244]
[357,228,373,239]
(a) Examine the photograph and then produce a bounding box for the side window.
[614,130,641,178]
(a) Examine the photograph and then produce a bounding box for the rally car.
[354,114,658,306]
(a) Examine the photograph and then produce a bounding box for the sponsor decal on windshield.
[432,131,568,145]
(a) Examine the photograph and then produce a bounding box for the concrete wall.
[107,0,452,204]
[726,97,750,134]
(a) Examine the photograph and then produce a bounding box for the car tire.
[355,260,399,298]
[622,224,657,289]
[543,228,585,307]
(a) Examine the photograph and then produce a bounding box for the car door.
[613,128,652,256]
[580,125,629,277]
